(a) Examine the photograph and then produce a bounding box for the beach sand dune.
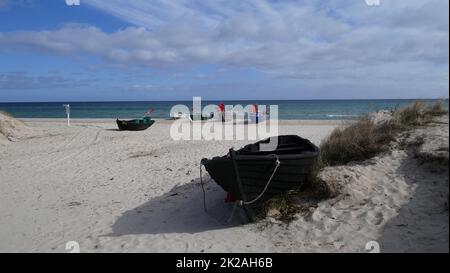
[0,118,447,252]
[0,112,33,143]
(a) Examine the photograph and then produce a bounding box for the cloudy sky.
[0,0,448,101]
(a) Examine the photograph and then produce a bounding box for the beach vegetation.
[263,101,448,221]
[318,101,448,167]
[0,110,12,117]
[317,119,396,167]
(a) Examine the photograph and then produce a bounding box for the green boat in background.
[116,116,155,131]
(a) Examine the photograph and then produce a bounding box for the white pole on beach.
[63,104,70,127]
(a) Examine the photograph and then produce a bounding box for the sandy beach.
[0,117,448,253]
[0,0,448,258]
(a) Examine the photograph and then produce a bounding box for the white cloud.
[0,0,35,9]
[0,71,95,90]
[0,0,448,97]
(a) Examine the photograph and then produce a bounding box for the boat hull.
[201,135,319,220]
[190,114,214,121]
[249,113,266,123]
[116,118,155,131]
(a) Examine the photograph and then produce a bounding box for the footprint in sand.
[366,211,384,226]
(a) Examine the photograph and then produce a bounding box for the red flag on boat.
[217,102,225,112]
[251,104,258,113]
[218,103,225,112]
[217,103,226,123]
[144,108,155,116]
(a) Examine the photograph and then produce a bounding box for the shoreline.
[19,118,346,126]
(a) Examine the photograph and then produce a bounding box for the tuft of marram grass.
[392,101,448,128]
[0,111,12,118]
[425,101,448,117]
[317,119,396,167]
[391,101,431,128]
[318,101,448,167]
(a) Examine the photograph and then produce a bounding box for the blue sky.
[0,0,448,102]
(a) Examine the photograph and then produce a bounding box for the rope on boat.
[200,154,281,223]
[240,154,281,205]
[200,161,236,222]
[226,154,281,222]
[199,163,207,212]
[226,201,239,223]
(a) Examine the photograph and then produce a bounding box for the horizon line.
[1,98,449,104]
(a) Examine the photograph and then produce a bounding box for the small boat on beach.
[248,103,266,123]
[190,113,214,121]
[201,135,319,221]
[116,116,155,131]
[249,112,266,123]
[170,111,187,120]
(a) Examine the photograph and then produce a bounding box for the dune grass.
[0,110,12,117]
[263,101,448,221]
[318,119,396,167]
[0,111,27,141]
[318,101,448,167]
[0,111,13,140]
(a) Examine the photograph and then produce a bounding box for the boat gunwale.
[235,152,318,160]
[203,151,318,164]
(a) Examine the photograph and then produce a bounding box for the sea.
[0,99,448,120]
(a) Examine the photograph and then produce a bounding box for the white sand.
[0,117,448,253]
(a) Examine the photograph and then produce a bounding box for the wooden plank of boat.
[201,135,319,221]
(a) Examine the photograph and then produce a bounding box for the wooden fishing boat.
[190,113,214,121]
[201,135,319,221]
[249,112,266,124]
[170,111,187,120]
[116,116,155,131]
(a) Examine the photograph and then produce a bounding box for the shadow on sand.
[378,151,449,252]
[109,178,249,236]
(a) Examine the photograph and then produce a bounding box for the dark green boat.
[116,116,155,131]
[190,113,214,121]
[201,135,319,221]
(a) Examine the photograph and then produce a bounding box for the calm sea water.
[0,100,447,120]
